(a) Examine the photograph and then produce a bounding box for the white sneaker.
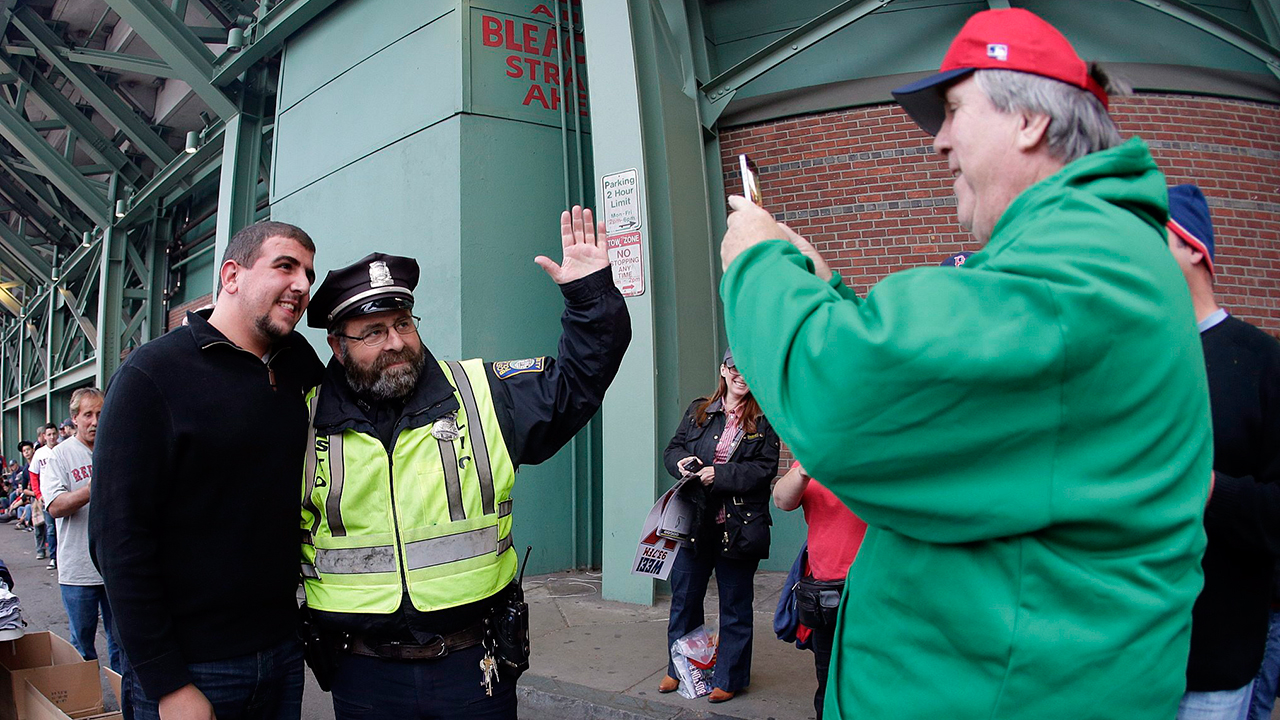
[45,559,55,570]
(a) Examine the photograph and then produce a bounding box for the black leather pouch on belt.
[491,582,530,674]
[298,603,337,692]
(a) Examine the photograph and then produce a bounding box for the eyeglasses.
[333,316,421,348]
[724,365,741,378]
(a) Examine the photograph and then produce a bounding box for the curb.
[517,675,751,720]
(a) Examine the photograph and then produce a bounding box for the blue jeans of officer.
[666,548,759,693]
[59,584,122,672]
[330,644,516,720]
[124,637,304,720]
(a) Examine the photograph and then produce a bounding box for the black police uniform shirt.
[309,267,630,642]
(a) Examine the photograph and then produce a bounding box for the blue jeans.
[1179,681,1256,720]
[124,637,304,720]
[44,511,55,560]
[1248,609,1280,720]
[59,584,121,672]
[666,548,759,693]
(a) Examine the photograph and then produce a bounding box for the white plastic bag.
[670,625,717,699]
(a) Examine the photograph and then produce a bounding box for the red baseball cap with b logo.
[892,8,1109,135]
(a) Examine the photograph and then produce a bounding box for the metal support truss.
[102,0,240,118]
[0,92,111,226]
[0,49,147,186]
[698,0,897,127]
[10,7,177,168]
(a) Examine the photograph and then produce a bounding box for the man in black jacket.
[91,221,323,720]
[1165,184,1280,720]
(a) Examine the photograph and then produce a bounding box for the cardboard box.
[20,668,121,720]
[0,633,101,720]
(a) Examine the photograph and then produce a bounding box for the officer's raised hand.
[536,205,610,284]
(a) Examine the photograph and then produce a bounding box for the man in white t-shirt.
[29,424,57,566]
[42,388,119,672]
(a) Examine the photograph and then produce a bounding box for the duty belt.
[342,623,487,661]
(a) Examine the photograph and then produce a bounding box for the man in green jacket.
[720,9,1211,720]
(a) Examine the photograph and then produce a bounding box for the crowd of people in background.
[0,421,67,567]
[0,387,119,679]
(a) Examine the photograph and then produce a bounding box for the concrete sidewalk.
[519,570,819,720]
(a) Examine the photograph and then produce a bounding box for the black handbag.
[795,575,844,630]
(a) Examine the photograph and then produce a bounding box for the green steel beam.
[62,48,180,80]
[0,95,111,226]
[0,222,51,281]
[101,0,240,118]
[0,168,76,242]
[0,50,147,186]
[699,0,898,126]
[212,69,265,285]
[10,7,178,168]
[96,178,123,386]
[0,250,37,287]
[212,0,344,86]
[56,286,97,349]
[0,163,85,240]
[27,121,65,132]
[3,43,180,79]
[118,124,224,227]
[0,285,21,317]
[59,239,100,285]
[1126,0,1280,79]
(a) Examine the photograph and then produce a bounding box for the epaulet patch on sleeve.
[493,357,546,379]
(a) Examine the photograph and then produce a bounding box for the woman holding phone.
[659,349,780,703]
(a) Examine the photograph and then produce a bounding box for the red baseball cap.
[892,8,1108,135]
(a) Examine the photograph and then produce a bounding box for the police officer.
[300,205,630,719]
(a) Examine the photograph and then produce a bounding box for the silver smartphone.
[739,154,762,205]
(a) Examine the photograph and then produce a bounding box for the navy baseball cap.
[1167,184,1214,274]
[939,252,974,267]
[723,348,734,367]
[891,9,1108,136]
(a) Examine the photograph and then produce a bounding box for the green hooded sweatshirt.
[721,138,1210,719]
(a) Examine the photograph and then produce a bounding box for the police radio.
[493,545,533,673]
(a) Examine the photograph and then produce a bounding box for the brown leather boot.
[708,688,735,703]
[658,675,679,693]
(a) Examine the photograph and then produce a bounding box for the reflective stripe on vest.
[300,358,517,614]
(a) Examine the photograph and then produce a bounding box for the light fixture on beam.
[185,131,199,154]
[115,199,127,219]
[227,28,245,52]
[50,264,59,282]
[82,231,92,247]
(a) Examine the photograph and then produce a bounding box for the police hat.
[307,252,419,329]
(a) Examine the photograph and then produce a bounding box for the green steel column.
[212,68,268,296]
[97,179,125,387]
[582,0,721,605]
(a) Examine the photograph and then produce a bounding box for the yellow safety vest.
[300,359,517,614]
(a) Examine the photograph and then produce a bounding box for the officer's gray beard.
[340,341,427,400]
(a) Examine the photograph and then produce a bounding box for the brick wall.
[166,294,213,331]
[719,93,1280,336]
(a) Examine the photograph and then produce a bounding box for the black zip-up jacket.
[310,267,630,642]
[89,311,324,699]
[663,398,780,559]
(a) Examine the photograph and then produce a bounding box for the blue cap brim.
[891,67,975,136]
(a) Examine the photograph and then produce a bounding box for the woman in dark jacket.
[658,350,780,703]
